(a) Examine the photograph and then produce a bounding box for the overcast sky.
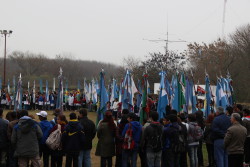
[0,0,249,65]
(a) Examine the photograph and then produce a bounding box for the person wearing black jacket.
[62,112,85,167]
[0,108,8,167]
[78,109,96,167]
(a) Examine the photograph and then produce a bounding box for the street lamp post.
[0,30,13,88]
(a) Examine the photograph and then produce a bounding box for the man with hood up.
[62,112,85,167]
[11,110,43,167]
[36,111,53,167]
[122,112,142,167]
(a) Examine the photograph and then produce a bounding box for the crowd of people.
[0,90,96,111]
[0,103,250,167]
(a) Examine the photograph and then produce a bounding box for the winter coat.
[0,118,9,149]
[39,120,53,145]
[122,121,142,149]
[61,120,85,152]
[224,122,247,155]
[204,123,213,144]
[95,122,116,157]
[242,116,250,137]
[211,113,231,140]
[187,122,199,146]
[11,116,43,157]
[79,116,96,150]
[115,116,128,155]
[7,119,18,140]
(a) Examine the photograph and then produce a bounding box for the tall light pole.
[0,30,13,88]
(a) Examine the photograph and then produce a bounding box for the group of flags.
[0,68,234,123]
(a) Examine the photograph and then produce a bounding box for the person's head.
[69,112,77,120]
[103,110,116,130]
[53,109,61,117]
[226,106,233,116]
[127,112,136,122]
[5,111,13,121]
[216,106,224,115]
[0,108,3,117]
[10,111,18,120]
[188,114,196,122]
[36,111,48,121]
[206,114,215,124]
[179,113,187,122]
[115,98,118,102]
[243,109,250,116]
[167,114,178,123]
[79,108,88,118]
[231,113,241,124]
[57,114,68,125]
[19,110,28,118]
[122,109,129,115]
[236,104,243,112]
[165,105,171,115]
[150,111,159,122]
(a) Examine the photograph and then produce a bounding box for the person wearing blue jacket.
[36,111,53,167]
[122,112,142,167]
[211,107,231,167]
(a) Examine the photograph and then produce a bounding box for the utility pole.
[0,30,13,88]
[222,0,227,39]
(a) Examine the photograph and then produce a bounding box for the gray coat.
[11,116,43,158]
[224,122,247,155]
[95,122,116,157]
[0,118,9,149]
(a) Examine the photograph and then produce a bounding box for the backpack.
[170,125,186,153]
[147,124,162,152]
[189,123,203,142]
[123,123,135,150]
[46,124,62,150]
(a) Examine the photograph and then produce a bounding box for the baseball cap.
[36,111,48,118]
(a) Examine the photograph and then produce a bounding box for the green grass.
[3,110,209,166]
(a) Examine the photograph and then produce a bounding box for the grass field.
[3,110,209,167]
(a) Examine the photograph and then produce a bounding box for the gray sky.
[0,0,249,65]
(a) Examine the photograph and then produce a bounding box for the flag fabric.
[14,74,23,111]
[205,75,212,118]
[45,80,49,104]
[7,80,10,94]
[157,71,169,119]
[92,79,98,104]
[56,68,64,111]
[39,79,43,93]
[178,73,186,112]
[84,79,89,103]
[227,75,234,106]
[139,74,149,123]
[53,78,55,92]
[33,80,36,103]
[64,81,69,104]
[122,70,136,111]
[96,70,109,125]
[110,79,118,103]
[13,76,16,96]
[216,78,228,110]
[76,80,81,102]
[172,74,179,111]
[190,80,197,113]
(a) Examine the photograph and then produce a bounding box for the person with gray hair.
[211,106,231,167]
[224,113,247,167]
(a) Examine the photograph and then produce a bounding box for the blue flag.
[157,71,168,119]
[205,76,212,118]
[96,70,109,124]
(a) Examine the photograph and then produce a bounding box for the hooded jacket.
[61,120,84,152]
[122,121,142,149]
[39,120,53,145]
[11,116,43,157]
